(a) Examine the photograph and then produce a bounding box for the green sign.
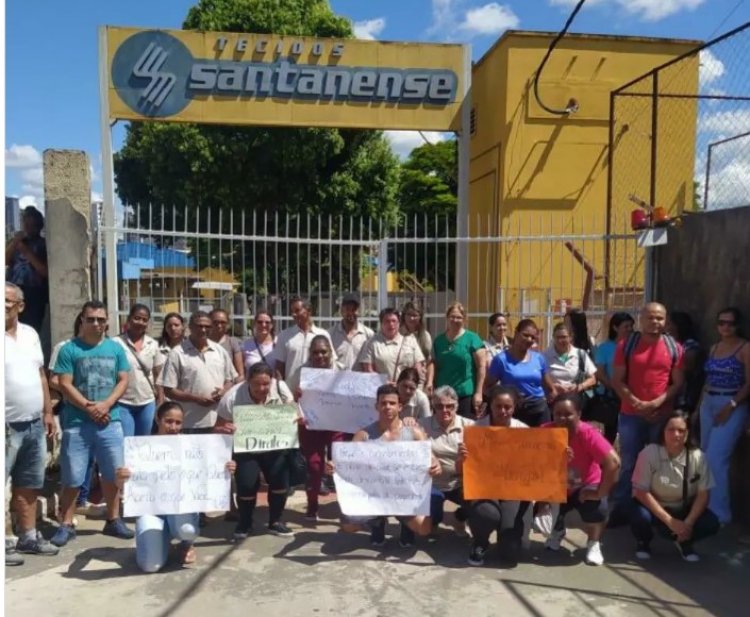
[232,404,300,453]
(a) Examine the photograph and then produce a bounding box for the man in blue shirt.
[50,300,134,546]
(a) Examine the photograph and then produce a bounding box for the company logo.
[111,31,458,118]
[132,42,177,109]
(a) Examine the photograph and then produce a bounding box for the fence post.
[378,238,389,313]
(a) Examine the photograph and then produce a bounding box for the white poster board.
[123,434,232,516]
[332,440,432,516]
[299,368,385,434]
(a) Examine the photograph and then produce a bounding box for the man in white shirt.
[4,283,59,564]
[328,293,374,371]
[274,297,335,392]
[157,311,238,431]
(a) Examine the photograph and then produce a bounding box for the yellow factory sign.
[106,27,467,131]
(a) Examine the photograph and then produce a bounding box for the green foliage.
[398,139,458,216]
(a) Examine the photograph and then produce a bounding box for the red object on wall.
[631,209,649,230]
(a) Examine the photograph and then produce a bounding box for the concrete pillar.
[43,149,92,347]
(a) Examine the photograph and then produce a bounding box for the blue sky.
[5,0,749,211]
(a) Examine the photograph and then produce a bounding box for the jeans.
[430,487,465,526]
[61,421,124,486]
[119,401,156,438]
[5,418,46,489]
[234,450,291,526]
[629,501,720,546]
[76,459,96,506]
[135,513,199,573]
[700,393,749,524]
[612,413,662,505]
[516,397,550,427]
[556,489,609,526]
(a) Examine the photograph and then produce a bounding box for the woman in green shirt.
[426,302,487,419]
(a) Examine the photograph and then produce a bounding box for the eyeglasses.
[433,403,457,411]
[5,299,20,307]
[717,320,737,327]
[84,317,107,324]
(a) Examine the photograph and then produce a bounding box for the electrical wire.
[533,0,588,116]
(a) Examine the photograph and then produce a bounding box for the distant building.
[5,197,20,235]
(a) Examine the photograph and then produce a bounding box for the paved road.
[6,495,749,617]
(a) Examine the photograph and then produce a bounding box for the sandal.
[180,546,197,566]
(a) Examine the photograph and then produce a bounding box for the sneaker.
[16,532,60,556]
[75,502,107,518]
[6,549,24,566]
[545,528,566,551]
[635,541,652,561]
[267,522,295,537]
[675,541,700,563]
[103,518,135,540]
[369,519,386,547]
[304,511,319,523]
[233,524,252,541]
[468,543,487,566]
[50,524,76,547]
[398,523,415,548]
[585,540,605,566]
[319,479,331,496]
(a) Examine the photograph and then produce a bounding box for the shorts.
[5,417,47,489]
[61,421,124,487]
[558,488,609,524]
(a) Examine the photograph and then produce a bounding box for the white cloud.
[427,0,457,35]
[549,0,705,22]
[386,130,448,159]
[699,49,725,87]
[91,191,103,204]
[459,3,519,35]
[353,17,386,41]
[699,109,750,135]
[18,195,44,215]
[5,144,42,168]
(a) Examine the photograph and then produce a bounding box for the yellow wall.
[469,32,699,318]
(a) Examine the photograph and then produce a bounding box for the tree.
[113,0,401,298]
[392,138,458,291]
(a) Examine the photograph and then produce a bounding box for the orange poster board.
[462,427,568,502]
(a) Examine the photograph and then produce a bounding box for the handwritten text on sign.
[462,427,568,502]
[123,434,233,516]
[332,440,432,516]
[233,404,299,453]
[300,368,386,434]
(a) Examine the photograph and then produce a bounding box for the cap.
[341,292,360,307]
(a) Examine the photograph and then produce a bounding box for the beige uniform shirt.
[216,379,292,421]
[328,321,374,370]
[358,332,425,381]
[115,334,165,405]
[401,389,432,420]
[157,339,238,429]
[419,415,475,492]
[632,444,714,510]
[273,325,335,392]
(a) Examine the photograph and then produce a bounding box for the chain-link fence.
[608,21,750,226]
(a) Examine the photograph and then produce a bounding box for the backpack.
[623,331,679,384]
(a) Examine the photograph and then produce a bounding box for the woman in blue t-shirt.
[486,319,558,426]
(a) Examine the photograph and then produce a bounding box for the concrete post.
[43,149,92,347]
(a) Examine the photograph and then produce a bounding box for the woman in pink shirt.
[543,392,621,566]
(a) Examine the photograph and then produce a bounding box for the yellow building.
[469,31,699,323]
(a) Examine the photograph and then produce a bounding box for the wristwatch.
[729,399,738,409]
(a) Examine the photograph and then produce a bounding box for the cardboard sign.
[299,368,385,434]
[232,404,299,453]
[332,440,432,516]
[462,427,568,502]
[123,434,232,516]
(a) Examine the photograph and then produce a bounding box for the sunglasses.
[717,320,737,327]
[85,317,107,324]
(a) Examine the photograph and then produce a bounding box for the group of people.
[5,285,748,571]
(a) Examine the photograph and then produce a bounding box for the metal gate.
[96,205,644,344]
